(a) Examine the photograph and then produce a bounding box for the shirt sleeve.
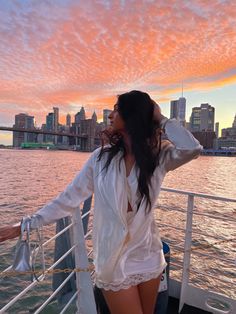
[159,118,203,173]
[30,151,95,227]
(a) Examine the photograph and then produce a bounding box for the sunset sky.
[0,0,236,145]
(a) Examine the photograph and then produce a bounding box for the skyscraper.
[103,109,112,127]
[215,122,219,138]
[80,119,96,151]
[53,107,59,131]
[201,103,214,131]
[13,113,35,147]
[233,114,236,128]
[53,107,59,145]
[190,107,201,132]
[215,114,236,149]
[46,112,54,131]
[73,107,86,147]
[170,97,186,126]
[75,107,86,124]
[178,97,186,126]
[221,114,236,139]
[190,104,215,132]
[170,100,178,119]
[66,114,71,127]
[92,111,97,122]
[46,112,54,143]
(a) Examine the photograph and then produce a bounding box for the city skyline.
[1,91,236,146]
[6,101,236,131]
[1,0,236,145]
[8,103,236,152]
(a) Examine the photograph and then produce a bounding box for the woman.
[0,90,202,314]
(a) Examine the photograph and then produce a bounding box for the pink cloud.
[0,0,236,127]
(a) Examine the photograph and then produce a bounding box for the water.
[0,149,235,311]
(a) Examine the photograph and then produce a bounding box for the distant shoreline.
[0,146,93,152]
[0,146,12,149]
[1,146,236,157]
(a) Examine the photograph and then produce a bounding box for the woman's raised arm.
[159,118,202,172]
[152,100,202,172]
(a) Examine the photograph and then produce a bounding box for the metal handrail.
[192,210,235,222]
[59,291,78,314]
[1,187,235,313]
[191,250,235,265]
[34,271,76,314]
[0,215,93,313]
[190,267,235,285]
[0,244,78,313]
[161,187,236,202]
[159,188,235,313]
[43,222,73,246]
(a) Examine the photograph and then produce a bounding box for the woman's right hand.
[0,224,21,243]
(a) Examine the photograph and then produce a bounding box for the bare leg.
[138,274,162,314]
[102,286,143,314]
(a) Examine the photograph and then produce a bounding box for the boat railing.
[0,203,97,314]
[0,188,235,313]
[158,187,236,314]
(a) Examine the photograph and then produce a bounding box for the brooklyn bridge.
[0,126,100,151]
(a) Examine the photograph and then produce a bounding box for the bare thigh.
[102,286,143,314]
[138,274,162,314]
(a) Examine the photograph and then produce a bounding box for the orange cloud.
[0,0,236,129]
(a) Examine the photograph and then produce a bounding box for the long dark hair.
[98,90,162,212]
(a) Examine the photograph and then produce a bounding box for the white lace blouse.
[31,117,202,290]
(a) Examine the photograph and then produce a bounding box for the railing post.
[72,207,97,314]
[179,194,194,313]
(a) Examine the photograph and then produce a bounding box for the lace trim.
[95,271,160,291]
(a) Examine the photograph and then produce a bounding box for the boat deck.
[168,297,211,314]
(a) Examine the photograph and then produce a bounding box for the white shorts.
[95,270,162,291]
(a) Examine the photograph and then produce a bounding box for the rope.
[0,265,95,278]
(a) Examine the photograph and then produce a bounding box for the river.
[0,149,235,312]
